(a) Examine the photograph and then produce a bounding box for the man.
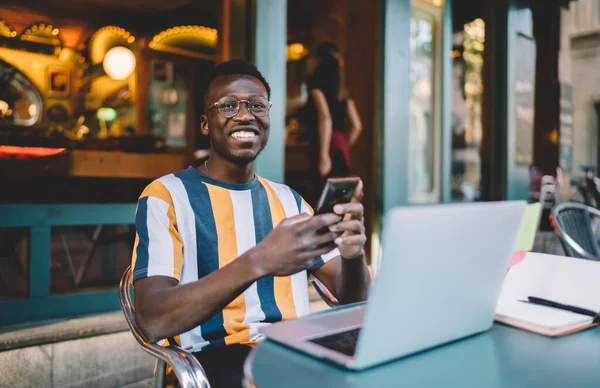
[131,59,371,388]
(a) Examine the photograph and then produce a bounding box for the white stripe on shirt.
[230,189,267,339]
[158,174,208,351]
[146,196,175,278]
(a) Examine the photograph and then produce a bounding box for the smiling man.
[131,59,371,388]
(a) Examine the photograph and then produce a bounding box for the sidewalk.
[0,312,154,388]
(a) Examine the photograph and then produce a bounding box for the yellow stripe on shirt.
[205,183,250,344]
[258,177,297,321]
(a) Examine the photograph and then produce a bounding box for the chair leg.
[155,359,166,388]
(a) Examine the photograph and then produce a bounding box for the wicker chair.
[119,266,211,388]
[119,266,339,387]
[550,202,600,260]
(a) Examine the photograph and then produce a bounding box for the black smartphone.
[315,177,360,215]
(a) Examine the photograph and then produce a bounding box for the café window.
[450,18,485,202]
[0,2,219,325]
[409,4,441,204]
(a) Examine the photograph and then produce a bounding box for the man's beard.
[212,143,262,166]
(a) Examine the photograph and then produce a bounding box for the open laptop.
[261,201,527,370]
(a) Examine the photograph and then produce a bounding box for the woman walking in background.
[306,43,363,185]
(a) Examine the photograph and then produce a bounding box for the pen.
[521,296,599,319]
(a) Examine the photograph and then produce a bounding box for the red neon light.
[0,145,67,158]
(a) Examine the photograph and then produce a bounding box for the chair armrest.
[147,343,210,388]
[119,267,211,388]
[309,275,339,307]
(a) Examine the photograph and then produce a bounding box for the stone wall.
[0,313,154,388]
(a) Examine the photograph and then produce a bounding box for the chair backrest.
[119,266,211,388]
[551,202,600,260]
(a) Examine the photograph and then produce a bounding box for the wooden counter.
[69,150,185,179]
[1,150,186,179]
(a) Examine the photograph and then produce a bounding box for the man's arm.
[311,180,371,304]
[134,212,343,343]
[135,252,260,343]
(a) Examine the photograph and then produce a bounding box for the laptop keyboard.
[309,328,361,356]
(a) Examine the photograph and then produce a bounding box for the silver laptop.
[261,201,527,370]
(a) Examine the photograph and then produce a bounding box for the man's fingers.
[311,230,343,247]
[329,220,364,234]
[303,213,342,233]
[351,179,364,203]
[334,234,367,247]
[302,242,339,260]
[286,213,312,225]
[333,202,364,219]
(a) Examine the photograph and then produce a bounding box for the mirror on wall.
[0,58,44,127]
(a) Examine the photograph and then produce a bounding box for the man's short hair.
[203,59,271,110]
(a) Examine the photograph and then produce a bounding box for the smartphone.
[315,177,360,215]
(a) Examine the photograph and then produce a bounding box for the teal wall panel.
[0,290,120,326]
[506,2,534,200]
[378,0,412,215]
[0,204,136,227]
[253,0,287,183]
[29,226,51,298]
[0,204,136,326]
[441,0,453,203]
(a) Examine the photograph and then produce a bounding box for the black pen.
[521,296,599,319]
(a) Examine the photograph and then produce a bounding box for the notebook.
[495,252,600,337]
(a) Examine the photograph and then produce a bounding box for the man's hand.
[329,179,366,259]
[251,212,342,277]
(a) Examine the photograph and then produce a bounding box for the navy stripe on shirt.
[133,196,150,281]
[289,188,304,214]
[252,182,282,323]
[175,169,227,345]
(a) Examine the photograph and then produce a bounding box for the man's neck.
[201,154,256,184]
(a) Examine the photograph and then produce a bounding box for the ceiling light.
[103,46,136,80]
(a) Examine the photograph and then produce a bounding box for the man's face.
[201,75,270,165]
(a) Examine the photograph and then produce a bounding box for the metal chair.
[118,266,211,388]
[550,202,600,260]
[119,267,340,387]
[309,275,339,307]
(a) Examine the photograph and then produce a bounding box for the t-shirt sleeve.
[299,197,340,273]
[131,181,183,283]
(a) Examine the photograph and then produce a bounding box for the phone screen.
[315,177,360,215]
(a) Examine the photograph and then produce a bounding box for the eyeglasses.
[207,96,272,118]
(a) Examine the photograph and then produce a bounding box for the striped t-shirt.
[131,166,339,352]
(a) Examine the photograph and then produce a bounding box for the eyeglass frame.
[206,96,273,118]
